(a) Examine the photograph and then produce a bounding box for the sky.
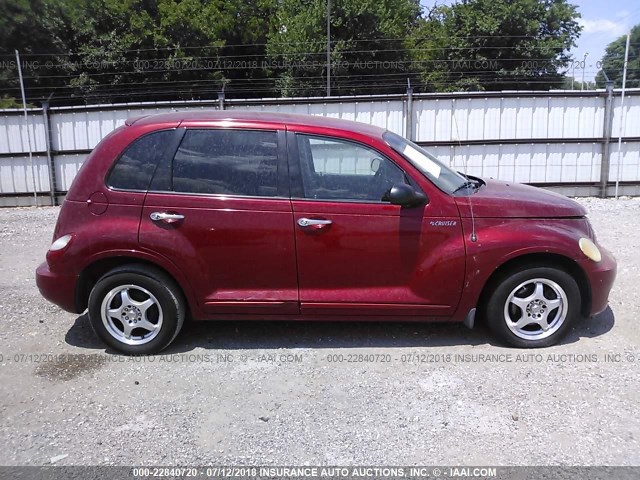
[421,0,640,82]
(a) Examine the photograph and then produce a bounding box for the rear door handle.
[297,218,332,227]
[150,212,185,222]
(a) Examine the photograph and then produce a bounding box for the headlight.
[579,237,601,262]
[49,234,73,251]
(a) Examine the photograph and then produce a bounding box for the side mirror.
[387,183,427,207]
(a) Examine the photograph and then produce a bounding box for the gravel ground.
[0,198,639,467]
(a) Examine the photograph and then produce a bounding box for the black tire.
[88,264,185,354]
[485,266,581,348]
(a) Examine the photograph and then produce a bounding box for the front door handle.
[297,218,332,228]
[150,212,185,222]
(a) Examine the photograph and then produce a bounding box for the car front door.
[139,127,299,316]
[288,131,465,318]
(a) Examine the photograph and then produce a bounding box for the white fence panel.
[429,142,602,184]
[54,153,89,191]
[611,95,640,138]
[609,142,640,182]
[0,112,46,154]
[1,90,640,203]
[0,155,49,193]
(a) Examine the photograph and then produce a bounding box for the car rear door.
[138,125,299,316]
[287,130,465,318]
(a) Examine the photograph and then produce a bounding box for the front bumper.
[583,246,617,316]
[35,262,81,314]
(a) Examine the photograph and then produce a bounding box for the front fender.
[452,217,591,321]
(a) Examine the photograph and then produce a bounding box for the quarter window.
[296,134,407,201]
[107,130,174,191]
[172,129,279,197]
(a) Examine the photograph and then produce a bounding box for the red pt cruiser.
[36,112,616,354]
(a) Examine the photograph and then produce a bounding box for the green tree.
[216,0,278,96]
[54,0,230,102]
[0,0,587,103]
[410,0,582,92]
[59,0,279,102]
[0,0,71,104]
[1,0,279,104]
[595,24,640,89]
[266,0,421,96]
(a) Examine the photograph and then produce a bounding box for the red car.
[36,112,616,354]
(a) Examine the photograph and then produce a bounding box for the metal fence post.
[600,81,614,198]
[15,49,38,206]
[405,82,414,141]
[42,101,57,206]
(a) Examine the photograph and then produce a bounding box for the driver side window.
[296,134,406,202]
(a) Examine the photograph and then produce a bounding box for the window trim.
[287,132,422,204]
[168,127,287,199]
[143,190,291,201]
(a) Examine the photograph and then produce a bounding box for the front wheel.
[88,265,185,354]
[485,266,581,348]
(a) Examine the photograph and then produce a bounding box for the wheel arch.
[476,252,592,321]
[75,254,196,317]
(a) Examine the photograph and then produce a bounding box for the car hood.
[454,179,587,218]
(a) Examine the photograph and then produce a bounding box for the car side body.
[36,111,617,353]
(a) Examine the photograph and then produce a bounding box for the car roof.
[127,110,386,138]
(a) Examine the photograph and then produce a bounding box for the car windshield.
[383,131,470,194]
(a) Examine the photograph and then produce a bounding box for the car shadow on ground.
[65,307,615,354]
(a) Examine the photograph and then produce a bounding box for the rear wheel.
[88,265,185,354]
[485,266,581,348]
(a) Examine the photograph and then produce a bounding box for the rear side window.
[172,129,278,197]
[107,130,174,190]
